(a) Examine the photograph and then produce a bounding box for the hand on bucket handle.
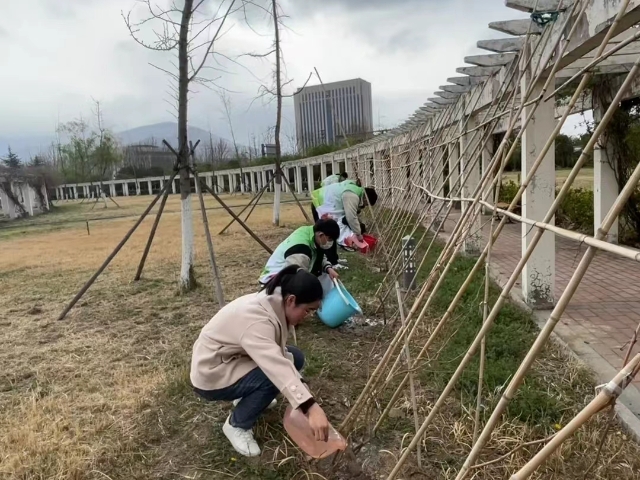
[332,279,350,306]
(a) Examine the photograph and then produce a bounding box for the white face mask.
[320,240,334,250]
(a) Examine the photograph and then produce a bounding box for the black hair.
[364,187,378,206]
[313,218,340,241]
[263,265,324,305]
[340,172,348,179]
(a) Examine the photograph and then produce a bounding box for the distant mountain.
[0,135,56,162]
[116,122,232,149]
[0,122,234,162]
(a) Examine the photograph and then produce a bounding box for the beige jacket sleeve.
[342,191,362,235]
[239,321,313,409]
[283,253,311,271]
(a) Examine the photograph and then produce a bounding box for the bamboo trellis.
[318,1,640,478]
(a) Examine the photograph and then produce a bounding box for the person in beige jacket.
[190,266,330,457]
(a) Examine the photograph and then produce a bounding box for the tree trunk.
[272,0,282,226]
[178,0,197,292]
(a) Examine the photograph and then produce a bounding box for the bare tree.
[213,138,230,164]
[219,91,246,192]
[270,0,283,224]
[245,1,312,223]
[123,0,239,292]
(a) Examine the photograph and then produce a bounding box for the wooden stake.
[58,170,179,321]
[134,184,171,281]
[218,180,271,235]
[201,180,274,255]
[396,282,422,469]
[193,168,226,307]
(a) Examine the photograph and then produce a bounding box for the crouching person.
[190,266,330,457]
[259,218,341,297]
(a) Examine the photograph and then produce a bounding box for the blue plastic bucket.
[318,280,362,328]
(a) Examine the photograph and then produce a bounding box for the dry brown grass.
[1,194,640,480]
[0,194,308,479]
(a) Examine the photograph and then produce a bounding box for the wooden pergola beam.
[464,53,517,67]
[489,19,542,36]
[477,38,525,53]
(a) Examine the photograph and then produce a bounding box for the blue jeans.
[193,346,305,429]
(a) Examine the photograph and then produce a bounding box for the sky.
[0,0,586,156]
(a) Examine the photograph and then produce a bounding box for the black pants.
[194,346,304,429]
[311,205,339,265]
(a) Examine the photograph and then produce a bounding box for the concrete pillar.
[306,164,314,191]
[136,182,141,195]
[321,162,328,180]
[332,158,339,177]
[295,166,303,194]
[22,184,34,216]
[72,186,78,199]
[240,173,246,193]
[521,75,555,308]
[448,142,460,197]
[460,114,482,254]
[482,130,494,213]
[171,179,177,194]
[0,187,15,218]
[147,180,152,195]
[41,185,49,211]
[109,184,115,197]
[594,93,619,244]
[229,173,235,193]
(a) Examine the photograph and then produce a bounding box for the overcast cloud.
[1,0,585,156]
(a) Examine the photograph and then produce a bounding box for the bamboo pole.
[377,0,583,404]
[368,0,582,447]
[396,281,422,468]
[510,354,640,480]
[457,45,640,480]
[344,0,567,431]
[134,182,171,281]
[202,181,274,255]
[218,180,271,235]
[192,168,226,307]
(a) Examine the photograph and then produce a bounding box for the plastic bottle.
[283,406,347,459]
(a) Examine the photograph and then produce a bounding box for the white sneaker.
[223,416,261,457]
[233,398,277,409]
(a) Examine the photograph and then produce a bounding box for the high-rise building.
[293,78,373,153]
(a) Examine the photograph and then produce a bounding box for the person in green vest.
[259,219,341,297]
[310,180,378,254]
[321,172,348,187]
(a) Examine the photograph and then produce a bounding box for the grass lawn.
[1,196,639,479]
[503,168,594,190]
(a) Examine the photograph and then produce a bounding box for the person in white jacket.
[321,172,348,187]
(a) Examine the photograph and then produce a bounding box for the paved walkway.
[439,211,640,424]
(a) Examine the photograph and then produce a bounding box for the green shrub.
[498,180,519,204]
[557,187,594,234]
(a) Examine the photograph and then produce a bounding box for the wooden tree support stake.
[219,177,274,235]
[57,169,179,321]
[200,177,274,255]
[134,184,171,281]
